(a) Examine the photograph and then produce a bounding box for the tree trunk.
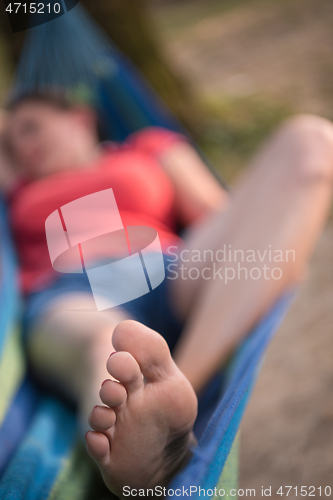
[0,4,24,70]
[0,0,202,134]
[81,0,201,135]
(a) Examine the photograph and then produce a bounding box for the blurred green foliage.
[151,0,250,38]
[198,94,291,183]
[0,35,12,102]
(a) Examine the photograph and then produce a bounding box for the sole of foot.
[85,320,198,497]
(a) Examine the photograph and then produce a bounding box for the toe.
[89,405,116,431]
[85,430,111,466]
[106,351,144,394]
[112,320,176,382]
[99,379,127,409]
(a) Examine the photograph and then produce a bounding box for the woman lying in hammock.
[0,92,333,497]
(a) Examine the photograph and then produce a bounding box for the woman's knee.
[277,114,333,183]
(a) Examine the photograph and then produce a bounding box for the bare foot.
[85,320,198,498]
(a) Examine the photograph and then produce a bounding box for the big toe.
[112,320,176,383]
[106,351,144,395]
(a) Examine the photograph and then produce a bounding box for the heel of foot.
[161,431,198,487]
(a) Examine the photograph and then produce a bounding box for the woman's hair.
[6,90,77,113]
[6,90,106,141]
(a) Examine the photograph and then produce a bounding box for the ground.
[240,220,333,493]
[150,0,333,493]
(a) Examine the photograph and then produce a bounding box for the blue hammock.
[13,5,185,139]
[0,5,294,499]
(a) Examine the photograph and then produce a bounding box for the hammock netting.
[13,4,184,143]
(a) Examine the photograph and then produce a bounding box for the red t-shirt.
[8,127,186,294]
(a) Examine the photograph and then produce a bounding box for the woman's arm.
[157,141,229,226]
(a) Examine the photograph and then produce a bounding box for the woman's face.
[7,101,97,178]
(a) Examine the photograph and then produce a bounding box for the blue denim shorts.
[23,255,184,353]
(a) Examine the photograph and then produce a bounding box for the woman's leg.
[26,114,333,496]
[27,293,131,433]
[83,114,333,495]
[170,114,333,393]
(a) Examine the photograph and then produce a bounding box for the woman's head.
[5,91,100,178]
